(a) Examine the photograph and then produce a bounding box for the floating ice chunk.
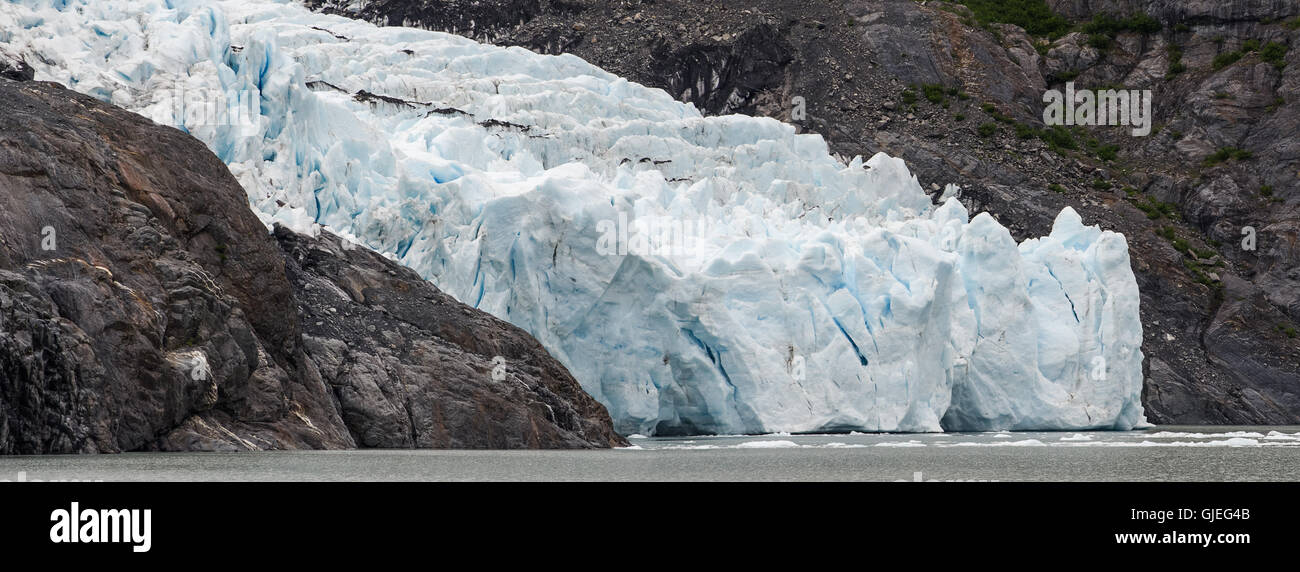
[1173,438,1261,447]
[734,440,801,449]
[1146,431,1267,439]
[945,439,1047,447]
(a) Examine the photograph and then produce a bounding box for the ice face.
[0,0,1147,435]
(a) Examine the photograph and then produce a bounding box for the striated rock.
[1048,0,1294,22]
[1044,33,1103,78]
[0,78,623,452]
[0,79,349,453]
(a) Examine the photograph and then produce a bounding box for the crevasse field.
[0,0,1148,436]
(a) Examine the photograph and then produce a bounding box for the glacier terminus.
[0,0,1149,436]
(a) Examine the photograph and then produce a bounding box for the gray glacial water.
[1,426,1296,482]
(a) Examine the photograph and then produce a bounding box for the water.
[1,426,1297,481]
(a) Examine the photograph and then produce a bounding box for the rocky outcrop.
[309,0,1300,425]
[0,77,624,453]
[0,48,33,82]
[1046,1,1291,21]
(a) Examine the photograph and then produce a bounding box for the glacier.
[0,0,1147,435]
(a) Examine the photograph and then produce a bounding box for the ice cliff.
[0,0,1147,435]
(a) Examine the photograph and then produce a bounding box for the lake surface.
[2,426,1297,481]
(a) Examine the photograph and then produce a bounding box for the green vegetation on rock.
[949,0,1071,38]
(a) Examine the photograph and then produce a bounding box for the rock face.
[0,78,624,452]
[309,0,1300,425]
[0,48,33,82]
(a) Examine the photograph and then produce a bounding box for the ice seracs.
[0,0,1148,435]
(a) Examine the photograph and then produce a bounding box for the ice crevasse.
[0,0,1148,435]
